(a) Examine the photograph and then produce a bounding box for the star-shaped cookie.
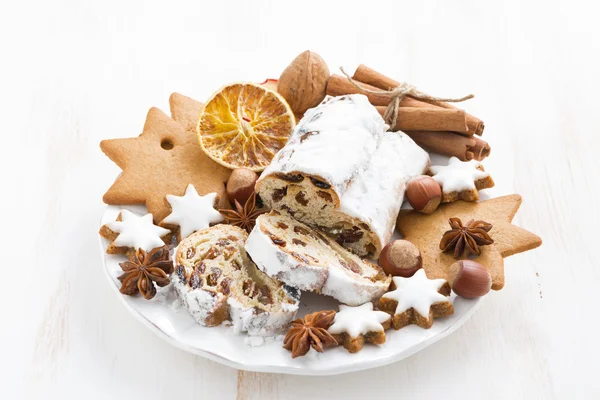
[161,184,224,240]
[328,303,391,353]
[100,93,231,223]
[379,269,453,329]
[396,194,542,290]
[99,210,171,254]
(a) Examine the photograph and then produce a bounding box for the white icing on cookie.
[382,269,451,318]
[430,157,489,193]
[162,184,224,239]
[328,302,390,339]
[106,210,170,252]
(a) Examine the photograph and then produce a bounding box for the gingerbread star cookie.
[430,157,495,202]
[100,94,231,223]
[396,194,542,290]
[379,270,453,330]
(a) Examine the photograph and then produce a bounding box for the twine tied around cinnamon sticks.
[339,67,474,131]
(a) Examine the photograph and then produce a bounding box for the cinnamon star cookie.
[396,194,542,290]
[379,270,453,330]
[100,93,231,223]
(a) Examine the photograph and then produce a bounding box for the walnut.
[278,50,330,116]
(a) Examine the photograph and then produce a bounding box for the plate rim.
[98,205,482,376]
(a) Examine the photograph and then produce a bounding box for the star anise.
[117,246,173,299]
[218,193,266,233]
[283,310,338,358]
[440,218,494,259]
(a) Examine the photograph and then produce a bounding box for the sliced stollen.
[246,211,391,306]
[256,94,430,258]
[172,224,300,335]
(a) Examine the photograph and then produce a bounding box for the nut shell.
[226,168,258,205]
[448,260,492,298]
[406,176,442,214]
[278,50,330,117]
[379,240,422,277]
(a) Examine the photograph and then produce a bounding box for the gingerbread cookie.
[379,270,453,330]
[100,95,231,223]
[429,157,494,202]
[327,303,391,353]
[160,184,224,240]
[99,210,171,255]
[396,194,542,290]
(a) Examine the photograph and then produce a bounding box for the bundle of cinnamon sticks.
[326,65,490,161]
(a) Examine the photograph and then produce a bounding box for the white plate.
[99,201,482,376]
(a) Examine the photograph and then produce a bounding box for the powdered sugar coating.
[382,269,451,317]
[262,95,384,197]
[328,303,390,339]
[171,271,226,325]
[258,94,429,256]
[339,130,430,245]
[430,157,490,193]
[228,297,298,336]
[106,209,170,252]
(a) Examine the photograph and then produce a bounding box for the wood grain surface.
[2,0,599,399]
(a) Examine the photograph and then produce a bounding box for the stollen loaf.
[256,94,430,258]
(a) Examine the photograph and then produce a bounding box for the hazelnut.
[405,176,442,214]
[226,168,258,205]
[448,260,492,298]
[379,240,422,277]
[278,50,330,116]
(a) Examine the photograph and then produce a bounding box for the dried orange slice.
[197,82,295,171]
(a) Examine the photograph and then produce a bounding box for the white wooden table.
[3,0,599,398]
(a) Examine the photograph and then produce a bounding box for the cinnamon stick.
[326,74,443,111]
[403,131,491,161]
[353,65,484,136]
[375,106,469,134]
